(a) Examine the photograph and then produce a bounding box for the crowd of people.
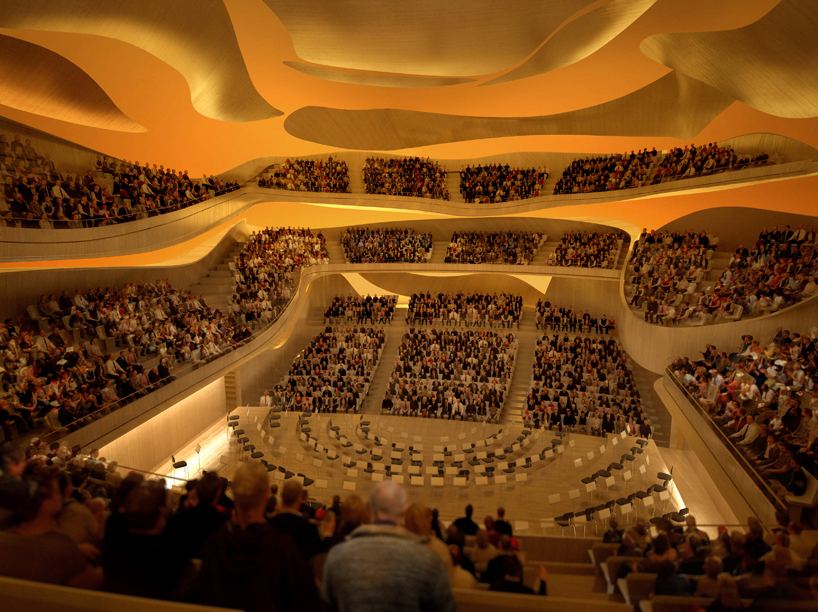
[3,439,588,609]
[524,330,649,437]
[0,133,239,229]
[548,230,622,268]
[406,291,523,328]
[671,327,818,506]
[631,225,818,326]
[323,295,397,325]
[340,227,432,263]
[444,231,543,265]
[601,511,817,603]
[257,157,350,193]
[708,225,818,319]
[229,227,329,326]
[458,164,547,203]
[627,228,718,324]
[0,279,257,439]
[264,327,386,414]
[534,300,615,334]
[650,142,773,184]
[0,227,328,442]
[362,156,450,200]
[553,149,657,195]
[382,327,516,421]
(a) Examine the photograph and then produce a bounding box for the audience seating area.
[459,164,547,203]
[267,326,387,414]
[650,142,775,184]
[554,149,657,195]
[444,231,544,265]
[257,157,350,193]
[363,156,450,200]
[548,230,623,268]
[382,328,516,421]
[323,294,397,325]
[406,291,523,328]
[0,280,251,438]
[340,226,433,263]
[631,225,818,326]
[1,133,238,229]
[670,326,818,513]
[525,324,650,438]
[0,227,329,443]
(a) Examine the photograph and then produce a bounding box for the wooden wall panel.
[99,379,225,472]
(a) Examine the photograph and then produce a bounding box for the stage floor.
[147,406,734,536]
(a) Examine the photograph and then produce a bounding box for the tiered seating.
[1,133,238,228]
[534,301,615,334]
[268,326,387,414]
[323,295,397,325]
[525,326,648,437]
[2,279,258,436]
[626,229,717,325]
[406,292,523,328]
[650,141,774,184]
[459,164,547,203]
[554,149,657,195]
[444,232,544,265]
[713,226,817,318]
[259,157,350,193]
[340,227,432,263]
[671,327,818,512]
[548,230,622,268]
[362,156,450,200]
[382,328,516,421]
[230,227,329,324]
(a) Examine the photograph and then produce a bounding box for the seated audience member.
[489,554,547,595]
[363,156,449,201]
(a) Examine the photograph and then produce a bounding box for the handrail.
[27,268,309,447]
[664,365,787,511]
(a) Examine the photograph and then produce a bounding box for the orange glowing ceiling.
[0,0,815,179]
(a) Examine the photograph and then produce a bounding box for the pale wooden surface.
[0,0,280,122]
[152,405,688,534]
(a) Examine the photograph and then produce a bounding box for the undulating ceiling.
[0,0,815,222]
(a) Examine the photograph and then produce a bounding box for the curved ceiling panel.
[283,61,476,88]
[640,0,818,119]
[0,0,281,122]
[264,0,598,77]
[485,0,658,86]
[284,72,735,150]
[0,34,144,132]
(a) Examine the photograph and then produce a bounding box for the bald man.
[321,481,455,612]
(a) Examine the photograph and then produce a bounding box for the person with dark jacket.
[200,462,318,612]
[489,555,547,595]
[452,504,479,536]
[267,478,324,562]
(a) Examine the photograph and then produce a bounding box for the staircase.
[630,362,670,448]
[500,317,539,426]
[224,370,241,410]
[531,239,561,265]
[445,169,464,202]
[323,237,346,263]
[360,319,407,414]
[186,242,246,312]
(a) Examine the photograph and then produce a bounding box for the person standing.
[321,481,455,612]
